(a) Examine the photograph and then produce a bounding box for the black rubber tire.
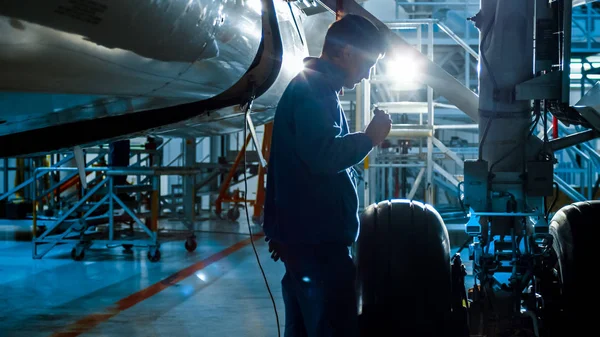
[185,238,197,252]
[71,247,85,261]
[227,207,240,221]
[548,200,599,336]
[356,199,453,337]
[147,249,161,262]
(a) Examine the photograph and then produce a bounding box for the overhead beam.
[573,0,600,7]
[550,129,600,151]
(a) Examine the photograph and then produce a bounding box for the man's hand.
[365,107,392,146]
[265,236,284,262]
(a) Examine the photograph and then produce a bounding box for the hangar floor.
[0,215,471,337]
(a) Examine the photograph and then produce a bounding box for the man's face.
[341,47,379,89]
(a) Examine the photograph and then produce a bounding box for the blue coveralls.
[263,57,374,337]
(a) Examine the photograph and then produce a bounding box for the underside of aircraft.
[1,0,599,158]
[2,1,600,336]
[0,0,332,157]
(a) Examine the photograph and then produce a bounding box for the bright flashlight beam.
[387,56,419,83]
[385,55,422,91]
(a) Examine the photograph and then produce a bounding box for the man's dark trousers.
[280,244,359,337]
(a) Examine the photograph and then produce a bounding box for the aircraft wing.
[0,0,314,157]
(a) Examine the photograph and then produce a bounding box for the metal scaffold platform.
[0,123,273,262]
[30,166,209,262]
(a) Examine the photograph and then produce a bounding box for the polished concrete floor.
[0,214,471,337]
[0,216,286,337]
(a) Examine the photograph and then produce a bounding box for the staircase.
[318,0,600,225]
[551,122,600,209]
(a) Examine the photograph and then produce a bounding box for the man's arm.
[293,88,374,175]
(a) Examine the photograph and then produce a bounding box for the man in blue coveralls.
[263,14,391,337]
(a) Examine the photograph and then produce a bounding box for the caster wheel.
[147,249,161,262]
[185,238,197,252]
[227,207,240,221]
[71,247,85,261]
[252,209,265,226]
[122,244,134,254]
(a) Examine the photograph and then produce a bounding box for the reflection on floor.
[0,216,471,337]
[0,217,286,337]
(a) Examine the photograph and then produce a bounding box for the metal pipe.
[395,2,480,6]
[33,166,202,176]
[106,169,199,176]
[356,79,371,206]
[35,176,109,241]
[573,0,600,7]
[434,124,479,129]
[588,161,593,199]
[369,164,425,168]
[81,192,110,219]
[472,212,540,217]
[550,129,600,151]
[388,129,433,137]
[563,1,573,103]
[167,153,184,167]
[0,153,75,201]
[569,145,591,161]
[432,137,465,168]
[478,0,536,173]
[408,167,426,200]
[433,162,460,187]
[152,176,159,234]
[465,0,472,90]
[434,176,462,196]
[109,176,114,242]
[554,174,586,202]
[511,227,518,312]
[391,124,432,129]
[36,154,105,200]
[384,19,439,27]
[113,193,149,235]
[32,179,37,243]
[436,21,479,61]
[581,143,600,163]
[426,20,435,203]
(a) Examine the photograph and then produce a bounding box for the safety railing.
[159,137,215,216]
[571,4,600,54]
[395,1,480,20]
[374,18,478,91]
[0,140,175,230]
[395,0,600,53]
[36,153,106,207]
[0,153,75,202]
[552,122,600,201]
[31,166,203,261]
[365,137,471,204]
[32,167,157,260]
[0,139,164,205]
[359,18,479,207]
[383,19,478,60]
